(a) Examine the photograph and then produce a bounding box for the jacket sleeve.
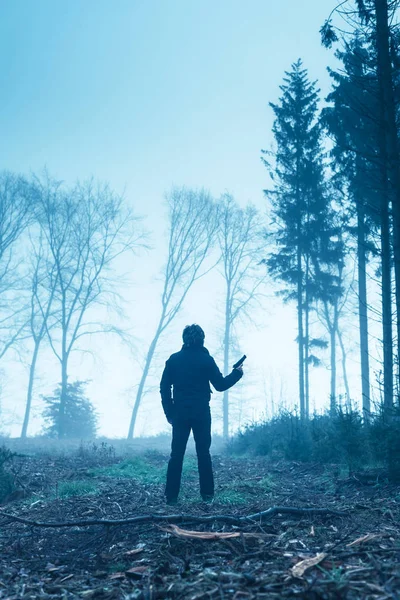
[209,357,243,392]
[160,359,174,419]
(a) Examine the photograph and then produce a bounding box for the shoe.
[166,497,178,506]
[201,494,214,503]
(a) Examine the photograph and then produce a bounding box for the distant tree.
[41,380,97,439]
[0,171,33,359]
[127,187,218,439]
[263,60,331,419]
[313,226,348,413]
[36,174,141,438]
[20,230,58,438]
[216,194,266,438]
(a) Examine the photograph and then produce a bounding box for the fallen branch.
[0,505,346,529]
[245,506,345,520]
[161,524,277,540]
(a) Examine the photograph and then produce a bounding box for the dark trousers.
[165,413,214,500]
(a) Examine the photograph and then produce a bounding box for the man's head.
[182,324,205,348]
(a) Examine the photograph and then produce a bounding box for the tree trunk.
[223,285,231,440]
[381,188,394,411]
[304,257,310,418]
[330,297,340,414]
[297,247,306,419]
[356,199,371,418]
[337,326,351,410]
[375,1,394,413]
[21,340,41,438]
[59,355,68,439]
[58,324,69,439]
[127,332,160,440]
[330,325,337,415]
[374,0,400,398]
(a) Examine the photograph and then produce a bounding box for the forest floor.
[0,442,399,599]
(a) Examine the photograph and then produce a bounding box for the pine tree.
[263,60,331,418]
[41,381,98,439]
[323,33,399,416]
[321,0,400,414]
[323,38,381,417]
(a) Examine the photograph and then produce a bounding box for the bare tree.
[36,175,141,438]
[20,230,58,438]
[315,259,352,414]
[217,194,266,439]
[0,171,32,359]
[127,187,218,439]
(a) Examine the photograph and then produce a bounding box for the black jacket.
[160,345,243,420]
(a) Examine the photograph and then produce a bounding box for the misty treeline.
[0,172,264,439]
[2,0,400,441]
[263,0,400,422]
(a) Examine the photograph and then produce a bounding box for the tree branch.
[0,506,346,529]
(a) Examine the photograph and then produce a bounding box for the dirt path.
[0,450,399,599]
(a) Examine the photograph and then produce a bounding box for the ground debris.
[0,452,399,599]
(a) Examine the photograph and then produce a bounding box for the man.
[160,323,243,505]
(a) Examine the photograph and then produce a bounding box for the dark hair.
[182,324,205,347]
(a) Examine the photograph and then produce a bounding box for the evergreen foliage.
[263,60,341,417]
[41,381,98,439]
[229,409,372,474]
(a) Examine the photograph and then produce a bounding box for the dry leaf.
[108,572,125,580]
[291,553,327,578]
[310,526,315,537]
[346,533,380,547]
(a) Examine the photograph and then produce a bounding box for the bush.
[369,405,400,481]
[0,446,15,501]
[229,408,369,472]
[77,441,116,465]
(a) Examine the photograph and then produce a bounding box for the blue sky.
[1,0,336,203]
[1,0,361,437]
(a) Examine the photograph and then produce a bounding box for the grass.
[217,486,248,505]
[92,454,198,485]
[257,475,276,491]
[57,480,98,498]
[92,457,164,483]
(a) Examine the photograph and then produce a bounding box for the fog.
[0,0,384,438]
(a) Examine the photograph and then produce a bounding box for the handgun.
[232,355,247,369]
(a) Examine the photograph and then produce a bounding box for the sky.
[0,0,379,438]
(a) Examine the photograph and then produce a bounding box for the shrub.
[369,405,400,481]
[230,408,370,471]
[0,446,15,501]
[77,440,116,465]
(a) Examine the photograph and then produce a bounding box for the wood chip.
[291,553,327,578]
[347,533,381,547]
